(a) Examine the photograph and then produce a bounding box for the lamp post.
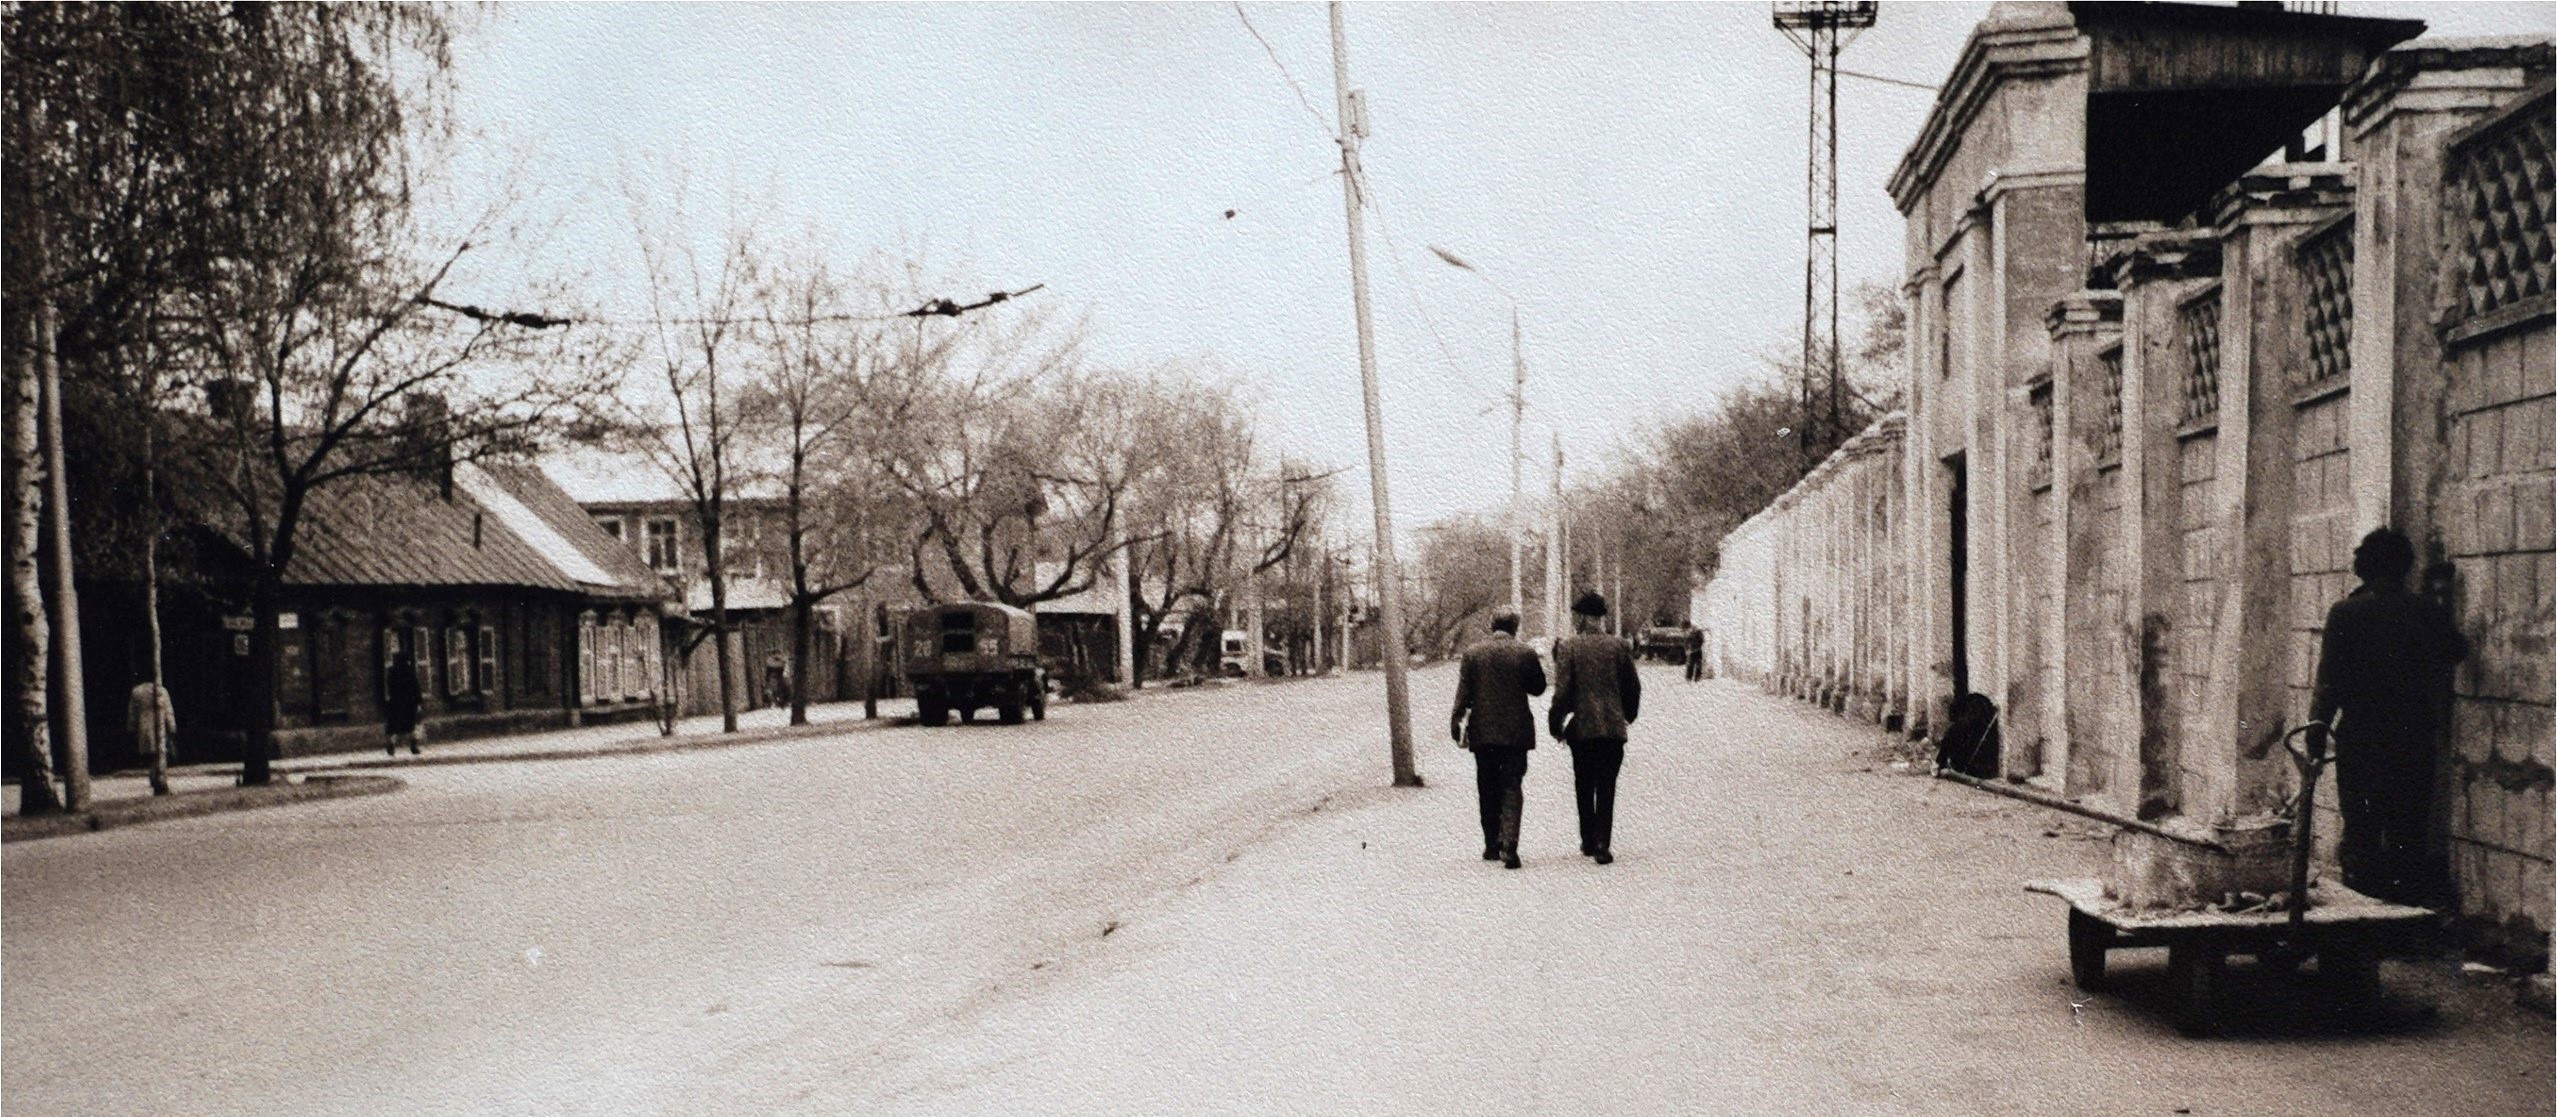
[1427,245,1525,621]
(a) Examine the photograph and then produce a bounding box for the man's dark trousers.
[1570,741,1623,854]
[2335,726,2444,907]
[1473,746,1528,854]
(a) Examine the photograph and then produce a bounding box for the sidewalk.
[827,675,2553,1116]
[5,697,916,822]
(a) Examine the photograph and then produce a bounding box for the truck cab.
[900,602,1046,725]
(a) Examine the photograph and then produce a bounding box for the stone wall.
[1711,22,2552,962]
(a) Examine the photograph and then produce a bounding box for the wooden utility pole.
[1330,0,1417,786]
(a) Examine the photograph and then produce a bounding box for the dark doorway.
[1946,454,1970,701]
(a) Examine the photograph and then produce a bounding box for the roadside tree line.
[1,4,1345,812]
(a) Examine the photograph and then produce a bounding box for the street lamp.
[1427,245,1526,622]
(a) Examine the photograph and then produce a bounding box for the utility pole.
[1508,309,1525,618]
[1774,1,1876,461]
[1545,433,1564,643]
[1330,0,1418,787]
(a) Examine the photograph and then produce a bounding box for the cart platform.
[2026,877,2434,1035]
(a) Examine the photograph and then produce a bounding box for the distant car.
[1219,629,1288,677]
[1638,626,1691,663]
[901,602,1047,725]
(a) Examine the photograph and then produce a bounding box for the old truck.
[900,602,1047,725]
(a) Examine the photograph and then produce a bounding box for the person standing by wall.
[1451,608,1546,869]
[1551,591,1641,865]
[2307,528,2468,908]
[384,649,424,758]
[1684,625,1705,683]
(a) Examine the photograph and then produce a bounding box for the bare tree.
[741,254,904,726]
[613,191,759,734]
[878,310,1135,609]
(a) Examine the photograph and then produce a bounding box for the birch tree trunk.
[38,296,89,808]
[7,334,62,815]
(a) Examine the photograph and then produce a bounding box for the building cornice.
[2342,36,2553,136]
[2206,163,2355,232]
[2045,290,2125,337]
[2104,229,2222,288]
[1888,9,2087,214]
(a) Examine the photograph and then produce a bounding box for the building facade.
[1704,4,2551,962]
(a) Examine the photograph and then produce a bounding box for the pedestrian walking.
[1550,591,1640,864]
[125,679,176,796]
[2307,528,2468,908]
[384,650,424,757]
[1451,608,1546,869]
[1684,625,1705,682]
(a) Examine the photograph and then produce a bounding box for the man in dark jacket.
[2308,528,2468,907]
[1551,591,1641,864]
[384,650,424,758]
[1452,609,1546,869]
[1684,626,1706,682]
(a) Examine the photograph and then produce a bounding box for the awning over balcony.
[2069,2,2422,225]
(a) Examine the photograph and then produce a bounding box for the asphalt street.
[4,665,2549,1115]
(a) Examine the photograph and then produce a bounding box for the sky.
[434,1,2549,533]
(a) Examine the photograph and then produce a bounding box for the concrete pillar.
[2048,290,2124,805]
[2202,168,2356,823]
[2112,230,2222,820]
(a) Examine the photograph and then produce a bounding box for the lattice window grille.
[2097,346,2126,463]
[2029,382,2055,487]
[2179,295,2222,426]
[2298,223,2354,388]
[2449,103,2553,324]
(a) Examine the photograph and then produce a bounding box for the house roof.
[250,463,670,603]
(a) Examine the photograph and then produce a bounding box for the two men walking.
[1449,592,1642,869]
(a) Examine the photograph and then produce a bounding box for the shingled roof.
[223,464,670,603]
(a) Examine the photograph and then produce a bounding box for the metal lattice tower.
[1774,1,1876,458]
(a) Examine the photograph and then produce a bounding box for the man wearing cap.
[1452,609,1546,869]
[1550,590,1641,865]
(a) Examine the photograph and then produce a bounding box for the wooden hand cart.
[2026,877,2433,1036]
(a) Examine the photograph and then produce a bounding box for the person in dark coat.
[1683,625,1706,682]
[2308,528,2467,907]
[384,650,424,757]
[1452,609,1546,869]
[1550,591,1641,864]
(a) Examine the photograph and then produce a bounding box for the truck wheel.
[918,695,947,726]
[998,702,1024,725]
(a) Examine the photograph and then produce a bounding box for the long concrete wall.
[1706,29,2553,962]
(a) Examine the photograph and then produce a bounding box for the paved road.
[6,666,2550,1115]
[3,676,1392,1116]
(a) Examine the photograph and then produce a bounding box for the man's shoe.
[1580,843,1595,856]
[1501,847,1522,870]
[1482,847,1501,862]
[1593,850,1614,865]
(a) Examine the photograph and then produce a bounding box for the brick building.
[1702,4,2551,962]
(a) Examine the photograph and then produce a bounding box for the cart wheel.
[2168,942,2223,1037]
[918,697,948,726]
[997,702,1024,725]
[959,707,976,725]
[2068,908,2111,992]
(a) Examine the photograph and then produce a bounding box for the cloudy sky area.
[436,1,2544,531]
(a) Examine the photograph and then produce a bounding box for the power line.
[1838,67,1936,92]
[1232,3,1336,147]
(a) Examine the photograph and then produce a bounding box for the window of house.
[445,625,471,697]
[645,518,681,574]
[413,625,435,695]
[478,624,501,698]
[638,622,659,699]
[596,517,625,541]
[578,612,597,704]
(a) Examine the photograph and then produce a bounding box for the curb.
[2,774,406,844]
[291,713,899,774]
